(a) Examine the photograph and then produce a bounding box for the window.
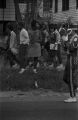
[43,0,51,11]
[62,0,69,11]
[76,0,78,9]
[19,0,25,3]
[55,0,58,13]
[0,0,6,8]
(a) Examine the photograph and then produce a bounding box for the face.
[36,22,40,29]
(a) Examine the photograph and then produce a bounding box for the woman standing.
[18,22,30,74]
[28,20,41,73]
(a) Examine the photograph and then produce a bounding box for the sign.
[19,3,27,20]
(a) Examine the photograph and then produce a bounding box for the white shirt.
[10,31,16,49]
[20,28,29,45]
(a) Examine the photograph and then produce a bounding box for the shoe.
[19,68,25,74]
[25,65,29,70]
[56,64,65,71]
[33,69,37,73]
[49,64,54,68]
[37,62,40,68]
[64,97,77,103]
[12,64,19,69]
[35,81,38,88]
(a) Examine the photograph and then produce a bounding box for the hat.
[67,28,72,35]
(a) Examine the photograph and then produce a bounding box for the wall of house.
[0,0,15,21]
[52,0,78,24]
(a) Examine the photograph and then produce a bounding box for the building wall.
[0,0,15,21]
[52,0,78,24]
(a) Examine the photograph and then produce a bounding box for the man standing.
[63,28,78,102]
[18,22,30,74]
[6,23,19,68]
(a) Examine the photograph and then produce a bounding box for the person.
[63,28,78,102]
[41,24,50,67]
[18,22,30,74]
[49,24,57,68]
[4,23,19,68]
[28,20,41,73]
[53,24,64,70]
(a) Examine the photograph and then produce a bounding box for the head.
[31,20,37,30]
[36,22,40,29]
[53,24,58,31]
[7,22,14,31]
[18,22,25,31]
[49,24,54,33]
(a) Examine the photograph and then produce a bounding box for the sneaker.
[35,81,38,88]
[25,65,29,70]
[48,64,54,68]
[64,97,77,103]
[37,62,40,68]
[43,62,47,68]
[33,69,37,73]
[56,64,65,71]
[12,64,19,69]
[19,68,25,74]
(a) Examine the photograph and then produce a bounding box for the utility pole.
[3,0,5,34]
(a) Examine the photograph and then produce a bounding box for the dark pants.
[6,49,19,67]
[63,55,78,97]
[49,50,56,63]
[49,50,62,65]
[19,44,28,69]
[56,44,62,64]
[33,57,38,69]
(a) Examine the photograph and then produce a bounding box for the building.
[0,0,15,34]
[52,0,78,25]
[37,0,78,26]
[0,0,78,34]
[37,0,53,22]
[0,0,37,34]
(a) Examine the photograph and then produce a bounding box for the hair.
[18,22,25,30]
[7,22,14,31]
[53,24,58,30]
[31,20,40,30]
[49,24,54,30]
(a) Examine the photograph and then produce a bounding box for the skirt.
[28,43,41,57]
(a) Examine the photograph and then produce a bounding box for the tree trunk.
[14,0,22,23]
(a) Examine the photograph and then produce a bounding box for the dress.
[28,29,41,57]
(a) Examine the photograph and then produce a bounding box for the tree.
[14,0,22,23]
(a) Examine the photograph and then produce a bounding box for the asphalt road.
[0,101,78,120]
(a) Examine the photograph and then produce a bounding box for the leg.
[19,44,28,73]
[19,44,28,69]
[56,45,64,70]
[64,56,77,102]
[33,57,38,73]
[7,49,15,67]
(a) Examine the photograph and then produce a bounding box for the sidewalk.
[0,89,78,102]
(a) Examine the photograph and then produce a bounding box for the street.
[0,100,78,120]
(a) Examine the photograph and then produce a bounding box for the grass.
[0,49,68,92]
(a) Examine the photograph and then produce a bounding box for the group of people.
[2,20,65,73]
[0,20,78,102]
